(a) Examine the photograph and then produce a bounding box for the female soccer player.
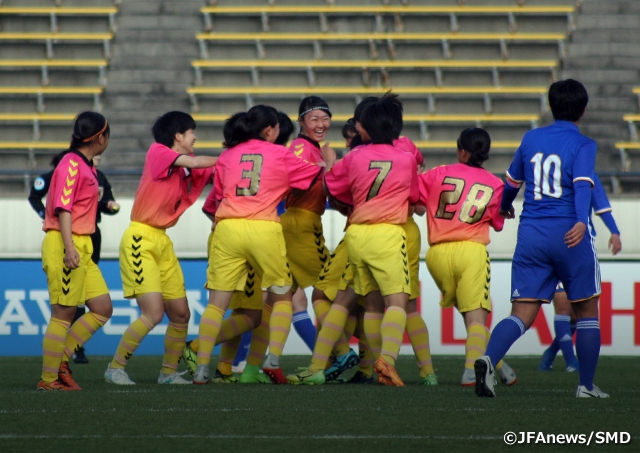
[419,128,516,387]
[192,105,335,385]
[38,111,113,390]
[105,111,217,385]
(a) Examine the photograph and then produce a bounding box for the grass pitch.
[1,355,638,453]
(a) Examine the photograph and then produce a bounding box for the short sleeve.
[289,139,321,163]
[505,145,525,188]
[490,182,505,232]
[408,159,420,204]
[148,144,181,182]
[50,155,83,213]
[572,138,597,186]
[324,156,353,206]
[395,136,424,167]
[282,149,323,191]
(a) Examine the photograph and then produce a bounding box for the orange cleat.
[374,357,404,387]
[58,362,82,390]
[263,367,288,384]
[37,379,73,391]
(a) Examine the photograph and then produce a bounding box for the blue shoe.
[347,371,374,384]
[324,349,360,381]
[538,347,555,371]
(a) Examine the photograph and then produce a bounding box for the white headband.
[299,106,332,119]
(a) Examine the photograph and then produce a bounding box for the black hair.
[151,111,196,148]
[298,95,332,119]
[223,105,279,148]
[52,111,109,166]
[342,118,358,140]
[353,96,379,123]
[359,92,403,145]
[457,127,491,168]
[275,111,294,146]
[349,134,364,150]
[548,79,589,122]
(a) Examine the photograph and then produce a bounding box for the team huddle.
[37,79,615,398]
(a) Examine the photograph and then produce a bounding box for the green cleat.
[181,341,197,376]
[239,365,272,384]
[287,368,326,385]
[421,374,438,386]
[211,369,238,384]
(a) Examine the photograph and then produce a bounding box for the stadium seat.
[0,32,114,59]
[0,87,103,113]
[615,141,640,172]
[0,59,108,86]
[0,141,67,167]
[0,6,119,33]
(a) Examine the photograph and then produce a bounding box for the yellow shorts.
[426,241,492,313]
[345,223,411,297]
[281,208,330,291]
[206,218,291,292]
[119,222,186,300]
[402,216,421,301]
[314,239,349,301]
[42,230,108,306]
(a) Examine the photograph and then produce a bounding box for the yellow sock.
[356,316,374,377]
[41,317,70,383]
[485,326,505,370]
[63,312,109,362]
[216,313,255,344]
[161,322,188,374]
[363,312,384,359]
[332,314,356,358]
[111,315,154,369]
[406,312,434,377]
[190,338,199,352]
[380,306,407,366]
[218,336,241,375]
[197,305,225,366]
[465,323,488,370]
[247,305,272,367]
[310,305,349,372]
[268,300,292,358]
[312,298,332,327]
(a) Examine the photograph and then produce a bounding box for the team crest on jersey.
[33,177,45,190]
[98,186,104,201]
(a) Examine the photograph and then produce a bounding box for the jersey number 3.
[236,154,263,197]
[436,177,494,224]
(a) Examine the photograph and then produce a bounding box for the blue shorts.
[511,218,600,303]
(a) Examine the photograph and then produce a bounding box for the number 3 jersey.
[505,120,596,220]
[206,139,323,222]
[418,163,504,246]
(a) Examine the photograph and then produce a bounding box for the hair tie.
[299,106,332,119]
[82,120,108,143]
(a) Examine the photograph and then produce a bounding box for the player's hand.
[64,247,80,269]
[321,142,337,167]
[564,222,587,248]
[499,207,515,219]
[108,201,120,212]
[609,233,622,255]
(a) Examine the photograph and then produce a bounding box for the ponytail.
[222,105,279,148]
[68,111,109,151]
[457,127,491,168]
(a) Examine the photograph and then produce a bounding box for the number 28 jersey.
[419,163,504,246]
[207,139,323,222]
[505,120,596,220]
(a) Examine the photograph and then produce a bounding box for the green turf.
[1,355,637,453]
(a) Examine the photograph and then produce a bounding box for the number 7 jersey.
[419,163,504,246]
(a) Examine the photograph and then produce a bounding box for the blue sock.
[233,331,252,366]
[292,310,317,352]
[575,318,601,389]
[554,315,576,365]
[485,316,527,367]
[570,322,577,336]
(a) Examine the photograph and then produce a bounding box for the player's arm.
[57,210,80,269]
[28,171,53,219]
[565,140,597,248]
[174,154,218,169]
[591,174,621,254]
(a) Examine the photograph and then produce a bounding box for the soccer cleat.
[104,364,136,385]
[461,368,475,387]
[497,362,517,386]
[72,347,89,364]
[421,374,438,386]
[347,371,374,384]
[192,365,210,385]
[263,367,288,384]
[58,362,81,390]
[231,360,246,374]
[474,356,496,397]
[324,348,360,382]
[239,370,272,384]
[211,369,238,384]
[374,357,404,387]
[576,384,609,398]
[565,360,579,373]
[538,347,555,371]
[158,370,192,385]
[37,379,73,391]
[181,341,198,376]
[287,368,326,385]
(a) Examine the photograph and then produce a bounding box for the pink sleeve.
[396,136,424,167]
[282,149,323,191]
[148,144,180,182]
[324,157,353,205]
[203,187,217,216]
[417,170,433,206]
[409,160,420,204]
[290,139,320,163]
[490,182,505,232]
[51,156,80,213]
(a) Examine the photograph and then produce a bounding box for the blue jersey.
[505,121,596,220]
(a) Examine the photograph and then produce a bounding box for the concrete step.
[581,1,640,15]
[576,15,640,29]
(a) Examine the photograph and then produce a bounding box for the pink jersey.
[285,136,326,215]
[325,144,419,225]
[130,143,214,229]
[394,136,424,167]
[212,139,323,222]
[419,163,504,246]
[43,151,98,235]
